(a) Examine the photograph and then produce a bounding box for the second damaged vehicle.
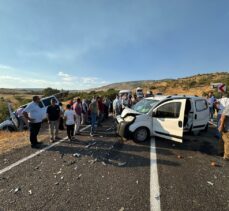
[116,95,209,143]
[0,95,60,132]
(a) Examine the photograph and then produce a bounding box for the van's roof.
[146,95,167,101]
[145,95,205,101]
[119,90,131,93]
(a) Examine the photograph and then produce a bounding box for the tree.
[42,87,60,97]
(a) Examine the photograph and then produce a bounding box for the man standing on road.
[113,95,121,117]
[218,104,229,161]
[81,99,88,125]
[47,99,60,142]
[64,104,76,141]
[89,98,98,137]
[207,91,216,122]
[23,96,43,148]
[73,98,82,135]
[215,93,229,138]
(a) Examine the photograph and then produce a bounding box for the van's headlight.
[124,116,135,122]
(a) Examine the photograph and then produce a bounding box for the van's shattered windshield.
[132,99,159,114]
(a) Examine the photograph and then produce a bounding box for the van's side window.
[155,102,181,118]
[42,97,55,107]
[195,100,208,112]
[38,102,44,108]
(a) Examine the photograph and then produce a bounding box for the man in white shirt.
[215,93,229,138]
[23,96,43,148]
[113,95,121,117]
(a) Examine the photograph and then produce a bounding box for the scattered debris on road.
[77,174,82,180]
[73,153,81,158]
[28,190,32,195]
[207,181,214,186]
[67,160,76,166]
[88,158,97,165]
[119,207,125,211]
[14,187,21,194]
[56,170,62,175]
[177,155,184,159]
[54,182,59,185]
[118,162,127,167]
[85,141,97,149]
[211,161,221,167]
[155,193,160,200]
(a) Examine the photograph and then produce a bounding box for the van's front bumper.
[116,116,133,139]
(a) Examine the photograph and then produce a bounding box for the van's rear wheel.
[133,127,149,142]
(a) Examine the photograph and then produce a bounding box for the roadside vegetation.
[0,72,228,123]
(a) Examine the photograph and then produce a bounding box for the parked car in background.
[0,95,60,132]
[119,90,132,98]
[116,95,209,143]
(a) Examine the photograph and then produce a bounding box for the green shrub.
[0,102,9,123]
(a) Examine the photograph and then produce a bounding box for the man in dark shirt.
[47,99,60,142]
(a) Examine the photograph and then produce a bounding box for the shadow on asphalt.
[154,127,219,156]
[44,137,182,168]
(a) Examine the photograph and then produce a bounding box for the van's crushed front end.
[116,108,139,140]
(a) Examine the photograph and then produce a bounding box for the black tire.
[192,130,200,136]
[133,127,149,142]
[2,126,15,132]
[203,123,209,132]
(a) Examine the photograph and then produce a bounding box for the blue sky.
[0,0,228,89]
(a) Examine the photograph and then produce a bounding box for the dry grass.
[0,131,49,155]
[0,93,34,104]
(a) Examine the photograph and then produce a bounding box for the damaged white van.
[116,95,209,143]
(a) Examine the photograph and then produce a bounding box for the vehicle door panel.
[192,99,209,130]
[152,99,186,142]
[7,103,19,128]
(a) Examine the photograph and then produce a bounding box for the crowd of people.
[206,91,229,160]
[16,91,229,161]
[20,94,138,148]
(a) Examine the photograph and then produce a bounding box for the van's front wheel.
[133,127,149,142]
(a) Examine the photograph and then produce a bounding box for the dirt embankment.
[0,124,50,155]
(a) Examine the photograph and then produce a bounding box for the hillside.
[95,72,229,96]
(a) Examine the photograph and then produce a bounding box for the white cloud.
[57,71,109,87]
[0,72,109,90]
[0,64,14,70]
[58,71,75,82]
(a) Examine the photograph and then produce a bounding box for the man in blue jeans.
[207,91,215,122]
[23,96,43,148]
[89,98,98,137]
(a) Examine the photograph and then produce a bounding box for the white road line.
[0,137,67,175]
[79,125,91,132]
[150,137,161,211]
[0,125,91,176]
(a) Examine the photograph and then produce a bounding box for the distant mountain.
[94,72,229,96]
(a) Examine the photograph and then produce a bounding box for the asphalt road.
[0,119,228,211]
